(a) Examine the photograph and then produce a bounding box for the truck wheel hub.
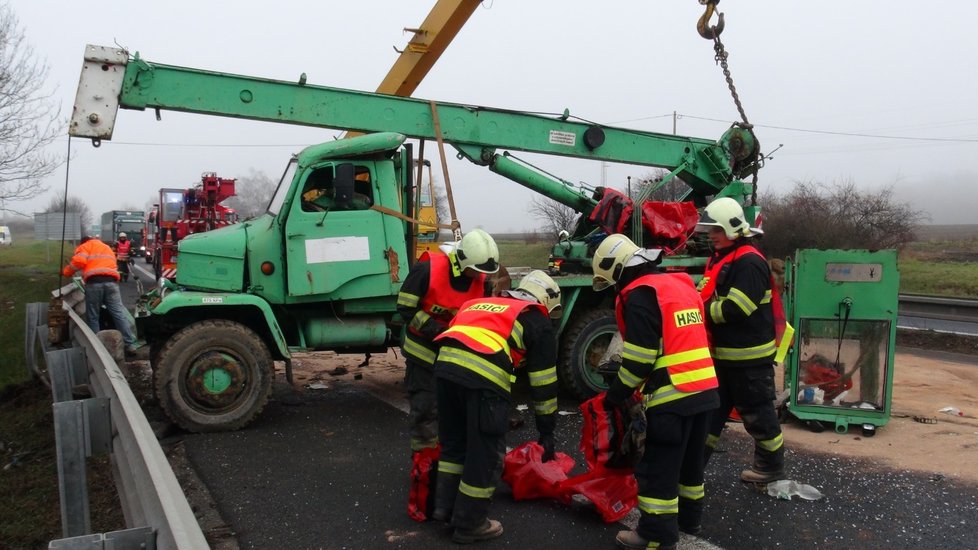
[186,352,246,408]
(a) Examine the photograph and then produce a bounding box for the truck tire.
[154,319,273,432]
[558,308,619,400]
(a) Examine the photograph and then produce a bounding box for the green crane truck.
[69,45,765,432]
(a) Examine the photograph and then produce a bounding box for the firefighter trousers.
[635,408,713,546]
[405,358,439,451]
[435,378,508,531]
[705,364,785,472]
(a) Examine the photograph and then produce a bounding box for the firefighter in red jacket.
[592,234,719,550]
[695,197,787,484]
[396,229,499,453]
[115,232,132,282]
[430,270,562,544]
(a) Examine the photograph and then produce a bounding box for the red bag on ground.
[559,469,638,523]
[568,393,640,522]
[502,441,576,501]
[407,445,440,522]
[580,391,644,470]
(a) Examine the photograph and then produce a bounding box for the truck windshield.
[266,156,298,216]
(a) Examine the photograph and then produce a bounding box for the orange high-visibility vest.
[116,240,132,260]
[63,239,120,282]
[408,252,487,338]
[437,297,547,367]
[617,273,718,393]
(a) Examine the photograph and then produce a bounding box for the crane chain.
[711,35,761,206]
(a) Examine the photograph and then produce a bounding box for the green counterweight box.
[785,249,899,435]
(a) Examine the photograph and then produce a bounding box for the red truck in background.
[150,172,238,280]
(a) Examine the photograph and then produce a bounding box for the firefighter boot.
[615,530,676,550]
[740,444,785,483]
[452,519,503,544]
[431,473,460,523]
[740,467,786,483]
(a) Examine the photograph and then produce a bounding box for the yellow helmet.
[591,234,662,291]
[695,197,751,239]
[514,270,563,318]
[456,229,500,274]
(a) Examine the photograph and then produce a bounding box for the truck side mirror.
[334,163,356,209]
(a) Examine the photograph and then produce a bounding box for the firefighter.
[431,270,562,543]
[591,234,719,550]
[62,236,140,355]
[695,197,787,483]
[396,229,499,453]
[115,232,132,282]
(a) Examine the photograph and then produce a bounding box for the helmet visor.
[469,257,499,274]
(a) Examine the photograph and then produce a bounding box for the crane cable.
[697,0,763,206]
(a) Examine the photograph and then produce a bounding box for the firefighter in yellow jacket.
[592,234,719,550]
[431,270,562,544]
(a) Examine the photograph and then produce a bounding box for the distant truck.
[100,210,145,251]
[0,225,10,246]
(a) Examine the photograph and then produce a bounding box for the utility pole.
[673,110,677,135]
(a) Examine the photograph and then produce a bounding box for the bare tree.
[45,192,91,236]
[224,168,276,220]
[0,3,63,216]
[759,180,927,259]
[527,195,580,237]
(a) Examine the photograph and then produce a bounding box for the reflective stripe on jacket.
[617,273,718,396]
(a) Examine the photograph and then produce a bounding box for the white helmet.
[118,232,127,239]
[591,234,662,291]
[695,197,752,239]
[456,228,499,274]
[511,270,563,318]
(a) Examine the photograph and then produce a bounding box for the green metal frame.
[787,249,899,433]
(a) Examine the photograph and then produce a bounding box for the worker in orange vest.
[62,236,140,355]
[592,234,719,550]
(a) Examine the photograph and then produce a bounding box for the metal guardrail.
[898,294,978,324]
[26,284,208,550]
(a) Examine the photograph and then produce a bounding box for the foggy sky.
[11,0,978,231]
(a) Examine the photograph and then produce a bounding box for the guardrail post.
[47,348,88,403]
[25,302,49,378]
[52,396,112,539]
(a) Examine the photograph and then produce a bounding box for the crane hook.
[697,0,725,40]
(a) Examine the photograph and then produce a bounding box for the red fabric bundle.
[560,469,638,523]
[639,200,699,253]
[407,445,440,522]
[502,393,641,523]
[502,441,576,501]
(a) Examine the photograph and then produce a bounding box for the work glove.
[618,392,646,467]
[538,433,556,462]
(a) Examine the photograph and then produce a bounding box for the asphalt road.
[118,272,978,549]
[159,374,977,550]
